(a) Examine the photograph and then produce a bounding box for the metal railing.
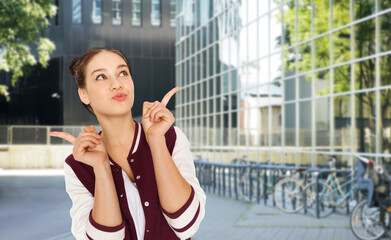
[0,125,101,145]
[194,160,353,218]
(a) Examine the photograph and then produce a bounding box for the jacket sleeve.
[64,162,125,240]
[160,127,206,239]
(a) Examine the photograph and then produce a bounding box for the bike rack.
[194,160,353,219]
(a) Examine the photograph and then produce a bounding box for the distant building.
[175,1,391,167]
[0,0,176,125]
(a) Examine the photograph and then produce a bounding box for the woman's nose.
[110,77,123,90]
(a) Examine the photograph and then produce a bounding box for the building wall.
[175,0,391,167]
[0,0,176,126]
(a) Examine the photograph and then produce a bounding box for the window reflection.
[354,59,375,90]
[380,55,391,86]
[285,103,296,147]
[299,74,312,99]
[271,104,282,146]
[299,101,311,147]
[151,0,161,27]
[170,0,176,27]
[333,27,351,64]
[315,35,329,70]
[72,0,82,24]
[380,91,391,154]
[354,92,376,153]
[284,77,296,101]
[380,11,391,52]
[334,95,351,152]
[259,106,269,146]
[298,42,311,73]
[333,0,350,29]
[354,19,375,59]
[354,0,375,20]
[112,0,122,26]
[298,0,312,41]
[315,70,329,96]
[270,8,282,53]
[132,0,141,26]
[258,16,269,58]
[315,98,330,149]
[92,0,102,24]
[333,64,350,93]
[313,0,329,36]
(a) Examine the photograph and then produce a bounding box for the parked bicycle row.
[194,156,354,218]
[194,155,391,240]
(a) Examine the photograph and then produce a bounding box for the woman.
[49,48,206,240]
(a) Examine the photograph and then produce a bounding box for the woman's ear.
[78,88,90,105]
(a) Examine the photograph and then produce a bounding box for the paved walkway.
[0,170,357,240]
[193,193,355,240]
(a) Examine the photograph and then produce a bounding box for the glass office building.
[174,0,391,167]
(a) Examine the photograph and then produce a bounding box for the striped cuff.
[85,210,125,240]
[161,186,202,237]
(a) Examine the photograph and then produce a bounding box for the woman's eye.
[96,74,106,80]
[119,71,128,77]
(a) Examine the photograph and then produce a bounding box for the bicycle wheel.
[237,172,264,202]
[302,182,335,218]
[274,177,304,213]
[349,200,386,240]
[335,187,361,215]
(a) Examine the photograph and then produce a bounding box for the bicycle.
[349,155,391,240]
[273,167,310,213]
[302,157,359,218]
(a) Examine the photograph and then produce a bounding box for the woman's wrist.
[93,157,112,178]
[146,134,165,146]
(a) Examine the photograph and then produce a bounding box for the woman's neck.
[98,114,136,147]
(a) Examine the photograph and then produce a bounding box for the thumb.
[83,125,97,134]
[143,101,154,117]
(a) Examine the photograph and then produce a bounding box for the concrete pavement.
[0,171,357,240]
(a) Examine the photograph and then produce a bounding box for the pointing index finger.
[161,87,180,106]
[49,132,76,145]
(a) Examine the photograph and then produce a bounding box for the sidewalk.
[0,171,357,240]
[193,193,355,240]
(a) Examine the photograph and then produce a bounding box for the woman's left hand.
[142,87,180,141]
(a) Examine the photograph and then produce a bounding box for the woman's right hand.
[49,126,109,168]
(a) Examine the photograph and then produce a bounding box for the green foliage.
[0,0,57,101]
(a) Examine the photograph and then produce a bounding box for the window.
[112,0,122,25]
[92,0,102,24]
[170,0,176,27]
[55,0,59,25]
[151,0,161,27]
[72,0,82,24]
[132,0,142,26]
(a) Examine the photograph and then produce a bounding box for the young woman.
[49,48,206,240]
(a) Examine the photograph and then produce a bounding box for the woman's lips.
[112,93,127,101]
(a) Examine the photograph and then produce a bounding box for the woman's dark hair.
[69,48,133,116]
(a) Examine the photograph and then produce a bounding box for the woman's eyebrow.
[91,68,106,76]
[117,64,128,69]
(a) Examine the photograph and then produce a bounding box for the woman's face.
[78,51,134,117]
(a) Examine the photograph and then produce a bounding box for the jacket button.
[130,158,134,163]
[136,175,141,180]
[113,168,120,173]
[144,201,149,207]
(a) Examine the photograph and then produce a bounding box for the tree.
[280,0,391,154]
[0,0,57,101]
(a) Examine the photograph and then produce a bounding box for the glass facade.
[175,0,391,167]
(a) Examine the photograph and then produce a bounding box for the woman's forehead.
[87,51,128,72]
